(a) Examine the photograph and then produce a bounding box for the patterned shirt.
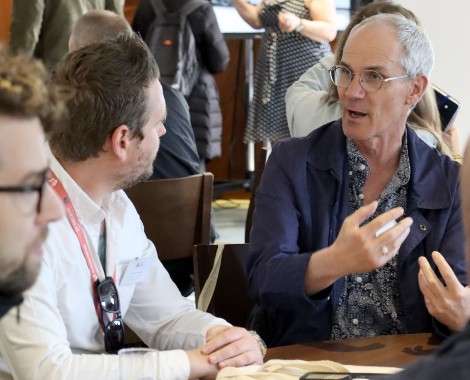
[331,134,411,339]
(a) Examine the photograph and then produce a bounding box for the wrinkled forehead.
[342,23,403,72]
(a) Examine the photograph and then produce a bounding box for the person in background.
[133,0,229,172]
[286,1,463,162]
[231,0,336,147]
[0,33,263,379]
[246,13,466,348]
[9,0,124,72]
[381,139,469,380]
[0,47,64,318]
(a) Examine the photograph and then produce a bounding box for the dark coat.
[247,121,466,347]
[133,0,230,160]
[151,83,200,179]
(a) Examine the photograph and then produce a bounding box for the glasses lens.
[330,66,351,88]
[98,279,120,312]
[361,70,384,92]
[105,318,125,354]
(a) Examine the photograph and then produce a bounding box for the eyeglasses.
[329,65,408,93]
[96,277,125,354]
[0,171,49,214]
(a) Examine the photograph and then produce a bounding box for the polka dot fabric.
[245,0,332,143]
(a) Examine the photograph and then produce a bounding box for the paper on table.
[344,365,402,374]
[216,359,401,379]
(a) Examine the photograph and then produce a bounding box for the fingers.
[205,325,229,342]
[431,251,462,291]
[201,327,263,368]
[345,201,378,230]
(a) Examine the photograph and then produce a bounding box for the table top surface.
[265,333,442,368]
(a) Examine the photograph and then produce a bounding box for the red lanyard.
[48,169,113,331]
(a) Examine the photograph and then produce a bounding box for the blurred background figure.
[231,0,336,149]
[9,0,124,72]
[133,0,229,172]
[0,46,64,317]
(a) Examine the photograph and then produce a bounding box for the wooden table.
[265,333,442,368]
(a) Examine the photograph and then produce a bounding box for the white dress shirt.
[0,149,228,380]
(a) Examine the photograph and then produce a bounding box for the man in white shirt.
[0,33,263,379]
[0,47,64,319]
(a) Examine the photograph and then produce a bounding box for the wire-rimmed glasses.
[329,65,408,93]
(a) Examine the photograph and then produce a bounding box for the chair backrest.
[193,243,254,327]
[245,148,268,242]
[125,172,213,261]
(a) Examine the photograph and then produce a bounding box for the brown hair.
[0,45,64,133]
[49,32,160,162]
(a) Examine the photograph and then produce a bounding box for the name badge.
[120,256,157,286]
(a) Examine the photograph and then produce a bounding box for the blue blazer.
[247,120,466,347]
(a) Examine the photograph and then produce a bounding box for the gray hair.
[349,13,434,78]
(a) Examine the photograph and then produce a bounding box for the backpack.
[146,0,207,96]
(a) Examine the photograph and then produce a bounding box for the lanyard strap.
[48,170,106,330]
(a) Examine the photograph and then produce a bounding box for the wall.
[397,0,470,149]
[0,0,12,43]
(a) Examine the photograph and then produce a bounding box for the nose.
[345,73,366,99]
[36,185,64,226]
[158,124,166,138]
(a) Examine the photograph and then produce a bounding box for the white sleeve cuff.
[158,350,190,380]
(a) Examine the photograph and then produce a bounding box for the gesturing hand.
[331,201,413,275]
[418,251,470,332]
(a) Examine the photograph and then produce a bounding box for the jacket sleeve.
[246,142,319,310]
[9,0,45,55]
[105,0,124,17]
[190,5,230,74]
[285,55,340,137]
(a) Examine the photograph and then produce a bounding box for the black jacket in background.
[133,0,230,160]
[151,83,200,179]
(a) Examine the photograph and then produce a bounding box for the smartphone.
[432,83,460,132]
[300,372,386,379]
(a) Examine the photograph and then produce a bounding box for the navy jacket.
[247,120,466,347]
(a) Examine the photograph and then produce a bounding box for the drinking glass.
[118,347,158,380]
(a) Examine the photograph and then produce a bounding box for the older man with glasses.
[246,13,466,348]
[0,47,64,318]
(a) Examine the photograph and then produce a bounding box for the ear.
[109,124,132,162]
[406,74,428,106]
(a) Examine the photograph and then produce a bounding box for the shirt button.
[359,164,366,171]
[419,224,427,231]
[358,194,365,199]
[352,318,359,325]
[356,277,363,283]
[349,171,353,176]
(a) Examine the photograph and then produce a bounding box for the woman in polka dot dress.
[231,0,337,143]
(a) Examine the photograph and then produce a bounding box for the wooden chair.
[193,243,254,327]
[245,148,268,242]
[125,173,213,294]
